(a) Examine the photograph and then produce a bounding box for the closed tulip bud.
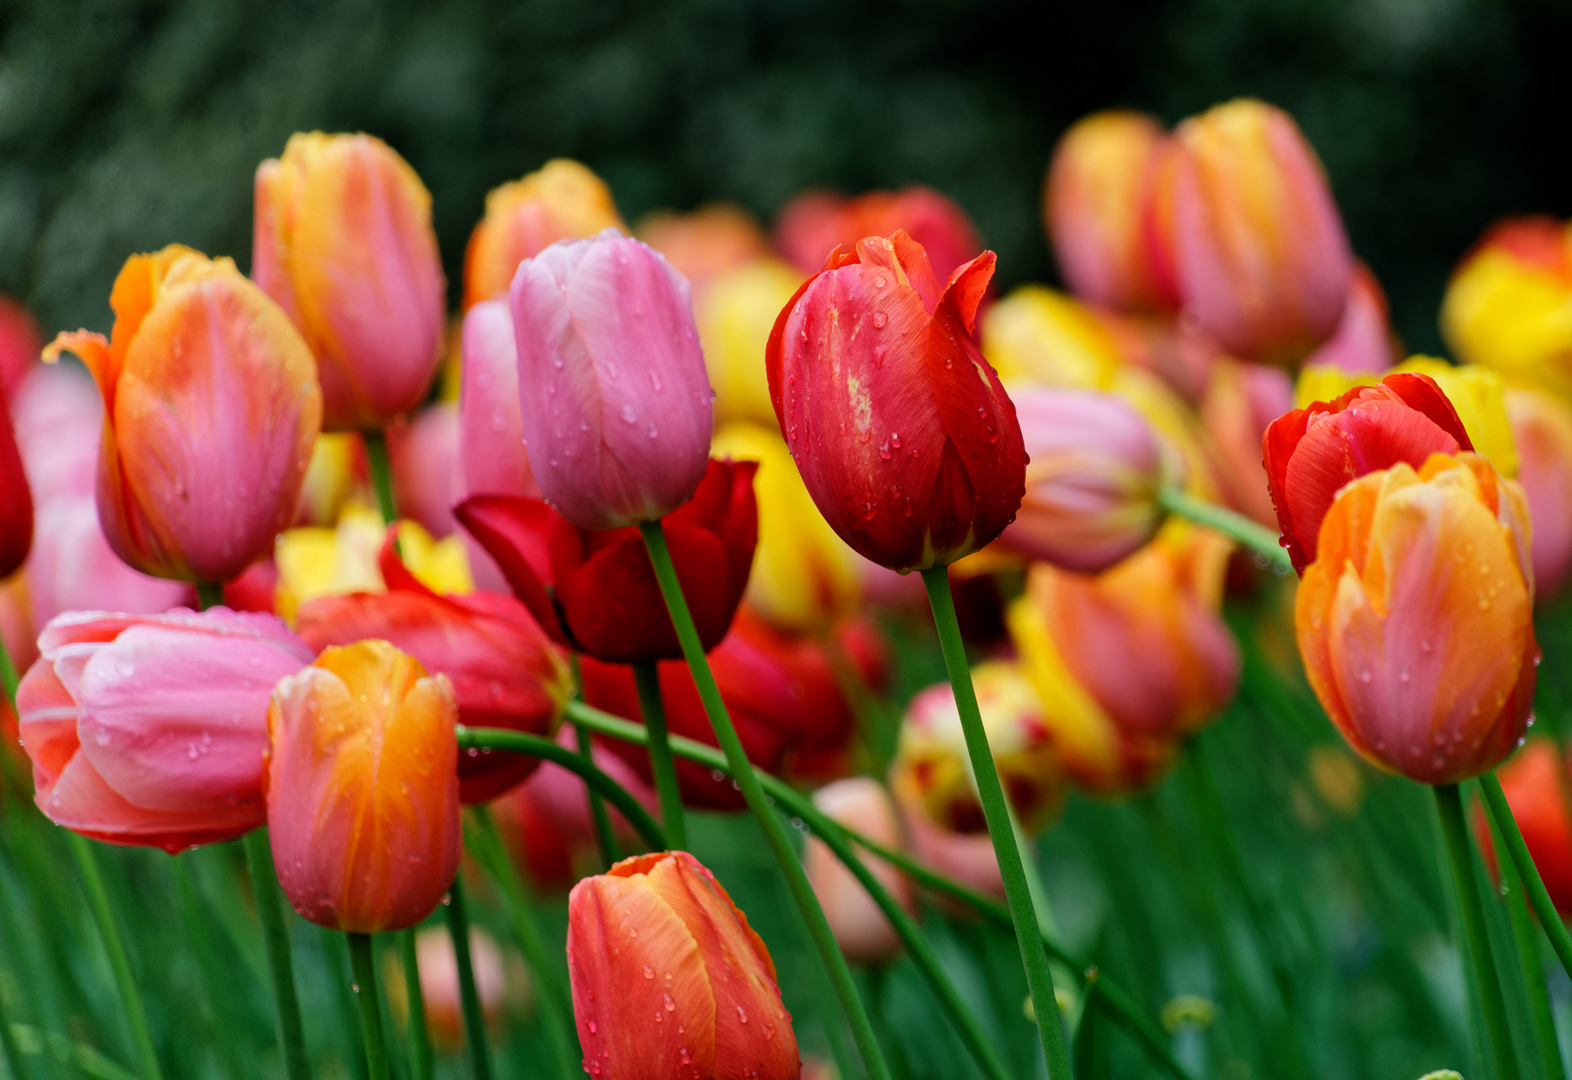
[1157,99,1353,365]
[1045,110,1174,312]
[891,661,1065,834]
[457,299,538,502]
[512,230,712,530]
[1473,739,1572,914]
[978,285,1123,390]
[1296,453,1535,784]
[568,850,799,1080]
[464,160,627,310]
[999,387,1177,573]
[254,133,445,432]
[1304,263,1399,375]
[699,261,806,427]
[46,245,322,583]
[637,203,771,289]
[0,396,31,579]
[803,777,914,964]
[1199,360,1293,528]
[1265,372,1473,573]
[775,187,981,286]
[266,640,461,932]
[768,232,1026,572]
[1507,387,1572,597]
[17,609,314,852]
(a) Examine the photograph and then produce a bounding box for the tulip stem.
[346,934,390,1080]
[362,430,398,526]
[66,833,162,1080]
[241,830,311,1080]
[195,581,225,611]
[1481,770,1572,981]
[920,566,1073,1080]
[638,519,893,1080]
[0,630,19,705]
[397,930,433,1080]
[573,719,623,866]
[1434,783,1518,1080]
[1157,487,1291,575]
[632,660,686,850]
[444,879,493,1080]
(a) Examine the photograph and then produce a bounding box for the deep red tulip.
[0,395,31,580]
[456,458,758,664]
[1263,372,1473,573]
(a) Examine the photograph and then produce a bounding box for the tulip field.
[6,51,1572,1080]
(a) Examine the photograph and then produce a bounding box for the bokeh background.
[4,0,1570,356]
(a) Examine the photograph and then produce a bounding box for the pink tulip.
[16,608,314,852]
[1303,263,1398,375]
[26,498,189,629]
[511,229,712,530]
[389,402,460,538]
[802,777,913,964]
[1508,387,1572,598]
[11,363,101,502]
[457,298,538,502]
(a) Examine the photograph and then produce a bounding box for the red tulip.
[0,394,31,580]
[766,231,1026,571]
[1263,372,1472,573]
[455,458,758,664]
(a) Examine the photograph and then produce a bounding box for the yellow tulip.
[698,260,804,427]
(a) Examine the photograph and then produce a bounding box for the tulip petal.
[454,496,567,644]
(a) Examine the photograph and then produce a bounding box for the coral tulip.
[1474,739,1572,914]
[637,203,771,289]
[776,187,981,286]
[767,231,1026,571]
[1264,372,1472,573]
[1508,387,1572,597]
[0,395,30,580]
[464,159,626,310]
[1199,359,1293,528]
[1155,99,1353,365]
[512,229,713,531]
[1296,453,1535,784]
[699,260,806,427]
[266,640,461,932]
[1044,110,1174,312]
[803,777,914,964]
[17,609,314,852]
[999,387,1177,572]
[457,458,758,664]
[45,245,322,583]
[568,850,799,1080]
[1303,263,1399,375]
[457,298,538,502]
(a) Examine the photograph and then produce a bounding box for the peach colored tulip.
[254,133,445,431]
[637,203,771,288]
[803,777,914,964]
[266,640,460,932]
[1508,387,1572,597]
[46,245,321,583]
[1296,453,1535,784]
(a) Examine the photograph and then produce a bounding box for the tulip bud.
[457,299,538,502]
[1303,263,1399,375]
[1473,739,1572,914]
[699,261,806,427]
[1264,372,1472,573]
[1507,387,1572,598]
[267,640,460,932]
[512,230,712,531]
[1199,359,1293,528]
[17,609,314,852]
[0,395,31,580]
[1297,453,1535,784]
[45,245,322,583]
[568,851,799,1080]
[464,160,627,310]
[978,285,1122,390]
[637,203,771,289]
[803,778,914,964]
[998,387,1176,572]
[1157,99,1353,365]
[775,187,981,285]
[253,133,445,432]
[767,232,1026,572]
[1044,110,1174,312]
[395,927,513,1050]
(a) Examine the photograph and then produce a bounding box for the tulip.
[775,187,982,286]
[0,394,31,580]
[294,432,367,527]
[1199,359,1293,528]
[266,640,461,932]
[253,132,446,432]
[396,927,512,1050]
[16,609,314,852]
[802,777,914,964]
[388,401,460,538]
[456,458,758,663]
[295,526,572,803]
[0,293,41,402]
[1303,263,1399,375]
[1473,739,1572,914]
[1508,387,1572,597]
[1095,311,1223,405]
[1296,453,1535,784]
[45,245,322,583]
[512,229,712,531]
[1007,524,1240,794]
[568,850,800,1080]
[979,285,1122,390]
[637,203,771,289]
[1441,216,1572,398]
[767,231,1026,572]
[457,299,538,502]
[1155,99,1353,365]
[25,498,190,631]
[998,387,1176,572]
[464,159,627,310]
[893,781,1004,900]
[1263,372,1473,573]
[10,362,102,503]
[699,261,807,427]
[1044,110,1174,312]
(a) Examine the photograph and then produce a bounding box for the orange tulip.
[637,203,771,289]
[1296,453,1536,784]
[265,640,460,932]
[802,777,914,964]
[46,245,321,583]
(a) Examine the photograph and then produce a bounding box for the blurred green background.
[3,0,1569,356]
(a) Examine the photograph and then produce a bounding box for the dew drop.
[872,312,887,329]
[644,966,655,979]
[663,993,676,1012]
[737,1005,748,1024]
[621,404,638,424]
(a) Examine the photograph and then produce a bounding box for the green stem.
[637,519,892,1080]
[194,581,225,611]
[66,834,162,1080]
[1481,770,1572,980]
[444,879,492,1080]
[1434,783,1516,1080]
[361,430,398,525]
[173,860,247,1080]
[346,934,390,1080]
[398,930,433,1080]
[0,629,19,705]
[573,720,622,866]
[0,968,29,1080]
[1157,487,1291,575]
[242,830,310,1080]
[920,566,1072,1080]
[632,660,686,850]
